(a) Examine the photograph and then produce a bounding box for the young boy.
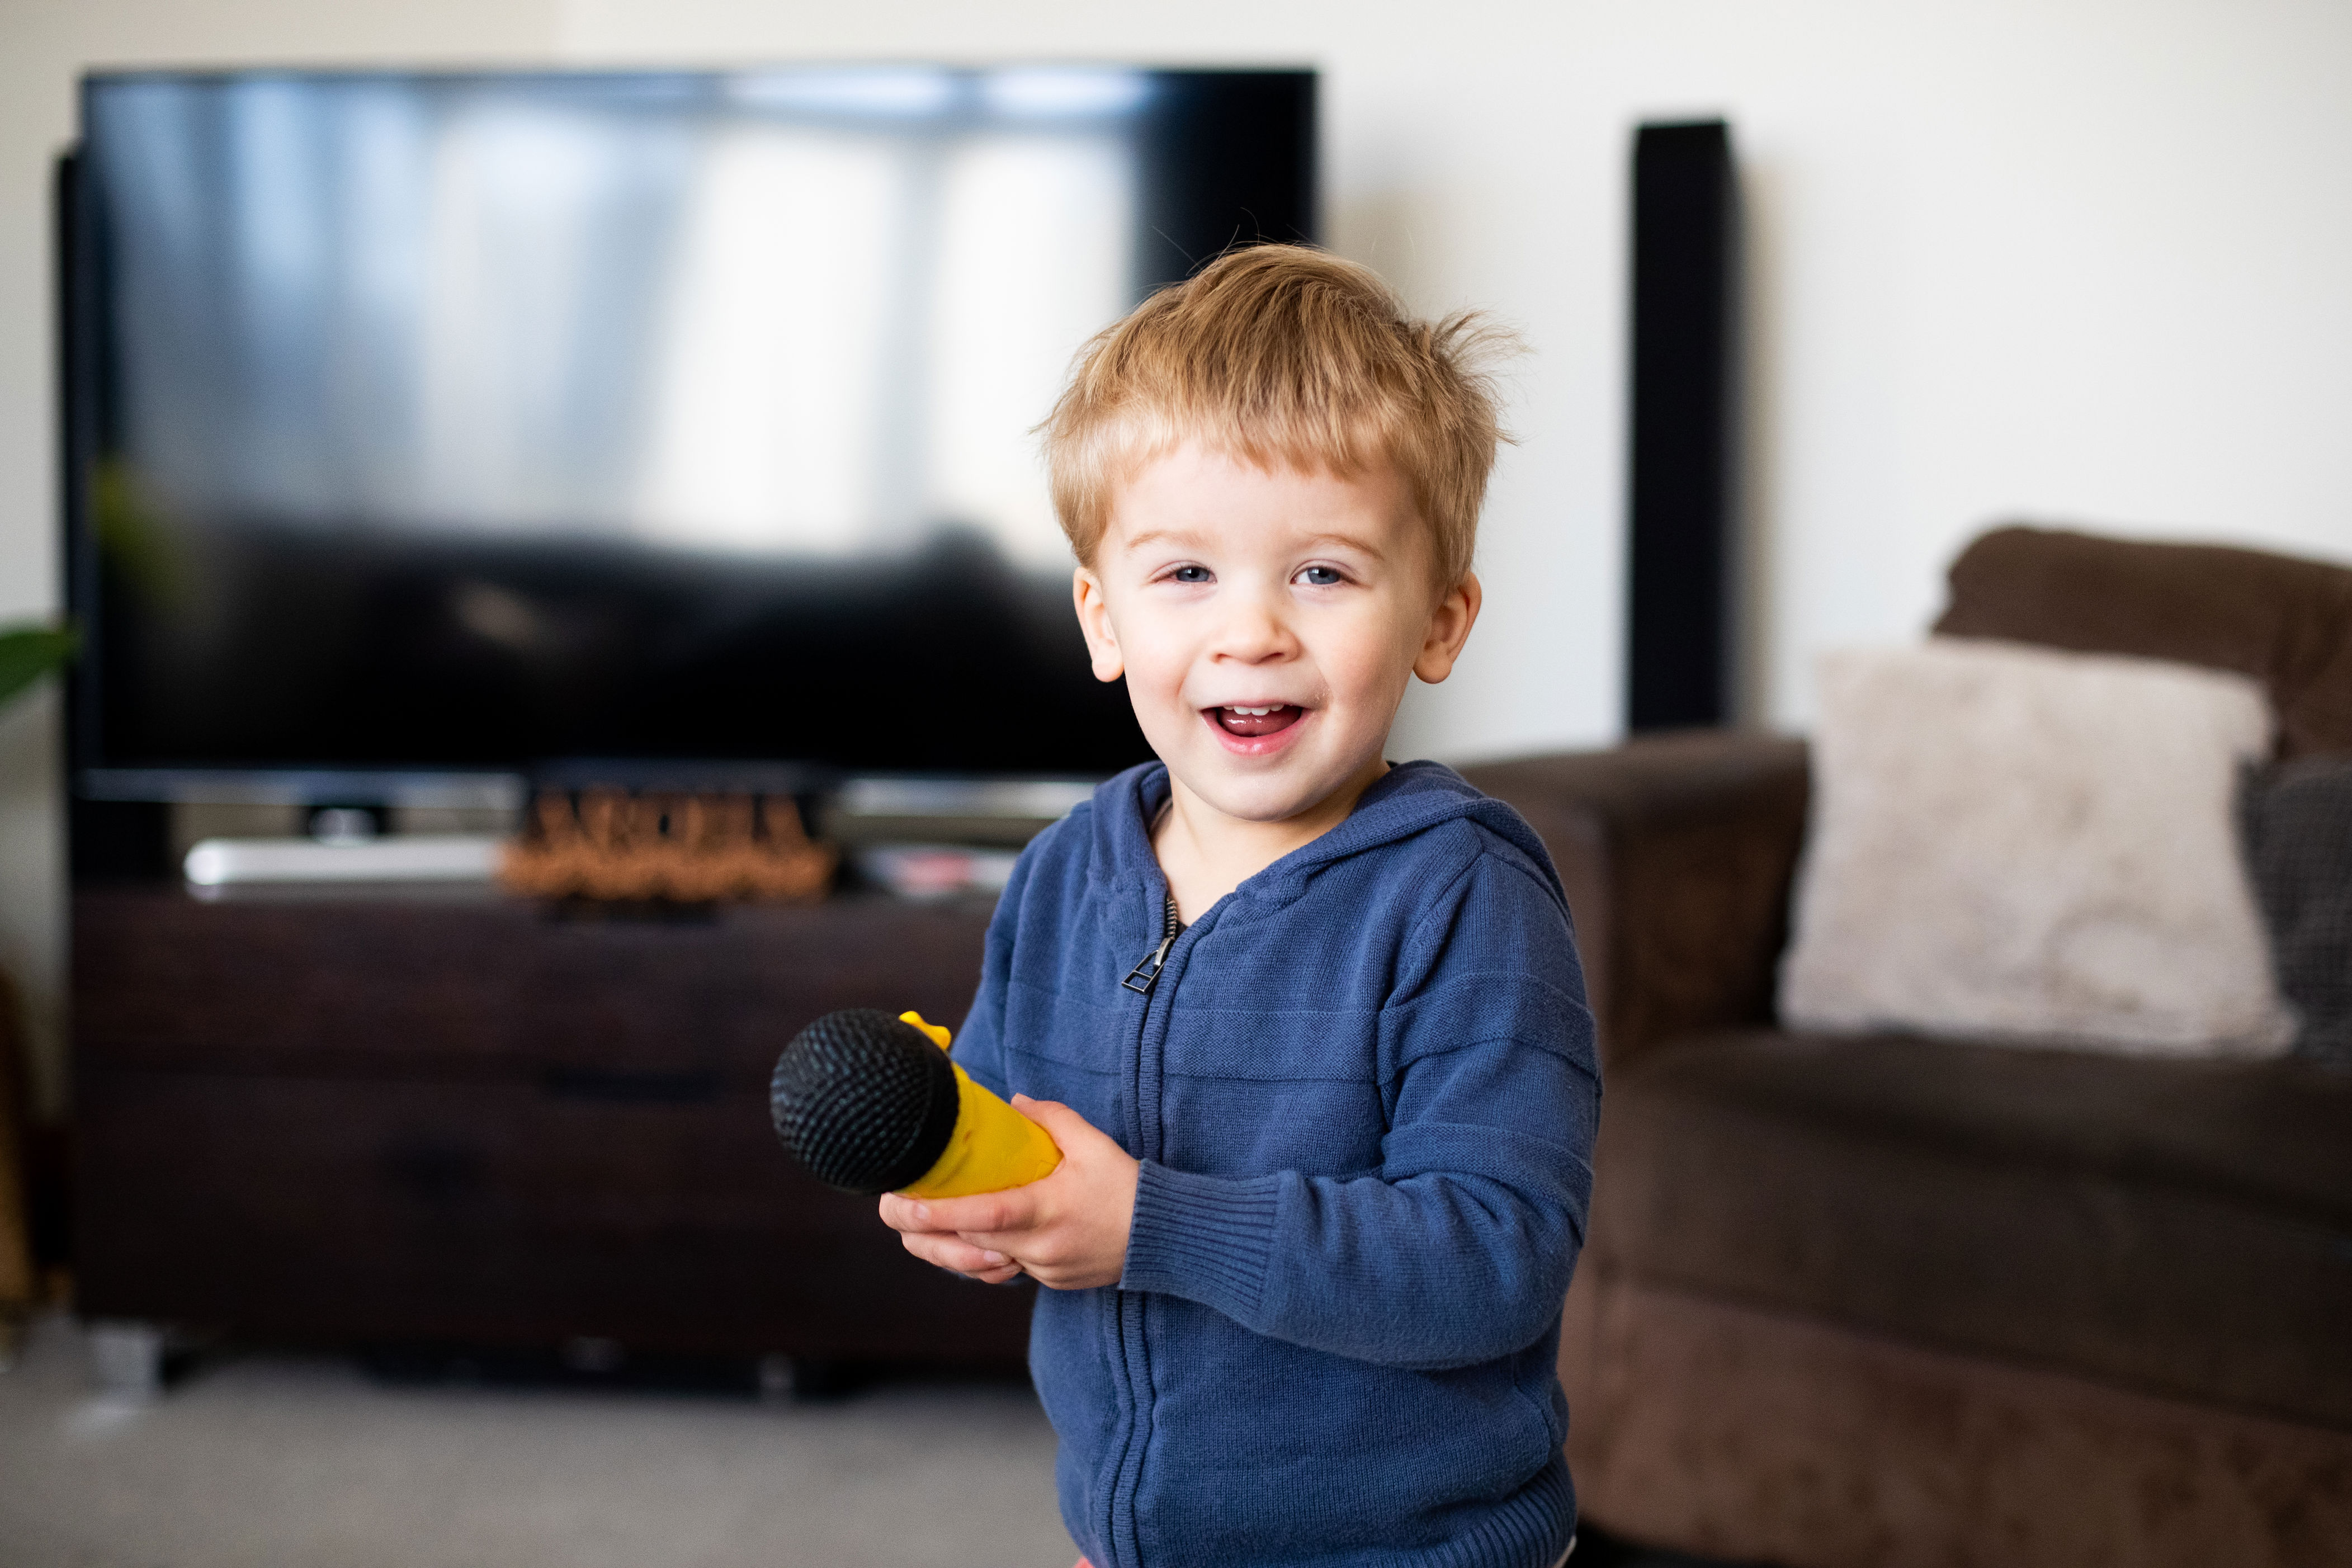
[879,245,1597,1568]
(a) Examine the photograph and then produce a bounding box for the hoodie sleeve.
[947,833,1042,1102]
[1120,849,1599,1369]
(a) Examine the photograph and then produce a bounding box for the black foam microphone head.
[769,1009,961,1195]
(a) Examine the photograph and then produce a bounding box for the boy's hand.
[877,1097,1139,1291]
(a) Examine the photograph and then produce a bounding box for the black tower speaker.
[1138,72,1319,287]
[1627,120,1738,731]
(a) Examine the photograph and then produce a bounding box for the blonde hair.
[1041,245,1512,587]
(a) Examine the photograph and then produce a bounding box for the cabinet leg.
[756,1352,798,1401]
[85,1319,166,1400]
[758,1353,859,1401]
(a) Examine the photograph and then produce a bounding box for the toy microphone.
[768,1009,1062,1198]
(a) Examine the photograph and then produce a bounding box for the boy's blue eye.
[1172,565,1212,583]
[1297,565,1344,586]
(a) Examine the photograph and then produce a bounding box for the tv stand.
[70,882,1033,1375]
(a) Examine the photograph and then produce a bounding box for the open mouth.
[1210,704,1305,739]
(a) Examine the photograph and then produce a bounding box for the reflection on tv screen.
[75,68,1316,780]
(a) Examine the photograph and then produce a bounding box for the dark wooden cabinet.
[71,886,1034,1363]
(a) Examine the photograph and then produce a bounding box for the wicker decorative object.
[500,791,837,904]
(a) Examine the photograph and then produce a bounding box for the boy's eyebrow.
[1298,531,1389,559]
[1117,528,1391,559]
[1116,527,1202,554]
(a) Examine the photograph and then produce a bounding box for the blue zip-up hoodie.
[951,759,1600,1568]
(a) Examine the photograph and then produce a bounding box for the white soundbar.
[183,835,508,887]
[836,777,1097,820]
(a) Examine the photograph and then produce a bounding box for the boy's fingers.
[905,1186,1038,1235]
[1014,1097,1127,1163]
[898,1227,1013,1276]
[878,1192,954,1233]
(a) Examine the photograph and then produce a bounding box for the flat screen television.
[63,67,1316,805]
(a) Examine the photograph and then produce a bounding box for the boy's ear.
[1071,567,1125,683]
[1411,572,1482,686]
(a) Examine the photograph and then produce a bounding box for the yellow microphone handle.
[900,1065,1064,1198]
[891,1011,1061,1198]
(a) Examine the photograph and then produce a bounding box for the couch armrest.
[1462,731,1811,1071]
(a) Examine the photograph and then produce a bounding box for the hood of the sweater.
[1080,759,1566,916]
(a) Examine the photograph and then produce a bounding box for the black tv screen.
[66,68,1316,797]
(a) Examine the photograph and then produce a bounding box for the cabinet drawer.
[74,1066,1033,1360]
[73,888,994,1079]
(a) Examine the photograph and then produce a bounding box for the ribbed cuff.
[1120,1161,1282,1323]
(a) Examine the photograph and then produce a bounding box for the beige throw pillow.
[1780,639,2294,1056]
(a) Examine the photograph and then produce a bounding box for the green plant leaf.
[0,625,79,711]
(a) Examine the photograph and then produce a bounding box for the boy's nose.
[1209,593,1297,663]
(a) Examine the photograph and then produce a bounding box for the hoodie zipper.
[1106,888,1183,1568]
[1120,893,1182,994]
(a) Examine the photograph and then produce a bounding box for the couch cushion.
[1782,640,2289,1055]
[1595,1028,2352,1428]
[1934,525,2352,758]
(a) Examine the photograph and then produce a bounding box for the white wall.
[3,0,2348,1109]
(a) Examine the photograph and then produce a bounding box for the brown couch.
[1462,526,2352,1568]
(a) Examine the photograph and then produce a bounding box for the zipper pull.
[1122,894,1182,995]
[1122,930,1176,994]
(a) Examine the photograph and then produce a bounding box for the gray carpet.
[0,1313,1074,1568]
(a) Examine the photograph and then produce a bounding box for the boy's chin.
[1166,758,1371,829]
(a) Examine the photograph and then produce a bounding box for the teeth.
[1228,705,1278,716]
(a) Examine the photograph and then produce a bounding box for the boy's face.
[1072,441,1480,829]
